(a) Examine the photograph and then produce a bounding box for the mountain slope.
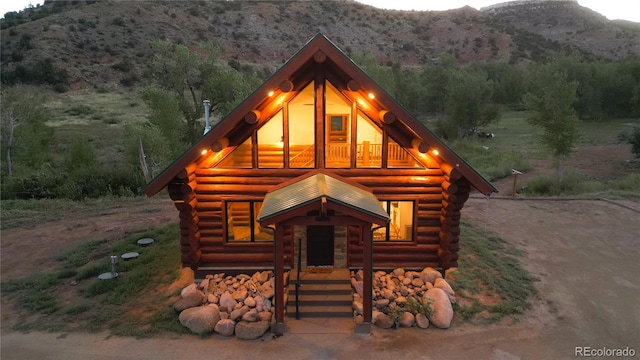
[1,0,638,89]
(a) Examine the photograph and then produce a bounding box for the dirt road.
[2,196,638,359]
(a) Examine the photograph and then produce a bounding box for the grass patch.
[521,171,640,197]
[1,222,182,336]
[0,196,168,230]
[450,138,532,181]
[453,220,538,323]
[56,238,108,268]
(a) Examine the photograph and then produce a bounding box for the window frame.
[373,200,416,242]
[224,200,274,243]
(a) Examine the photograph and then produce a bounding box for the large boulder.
[424,288,454,329]
[434,278,456,303]
[214,319,235,336]
[235,320,270,340]
[174,291,205,312]
[179,305,221,335]
[181,283,198,298]
[420,267,443,285]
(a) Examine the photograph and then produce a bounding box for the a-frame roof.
[144,34,497,197]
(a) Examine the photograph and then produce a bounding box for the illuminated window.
[288,82,315,168]
[325,82,352,168]
[356,112,382,168]
[257,110,284,168]
[226,201,274,242]
[219,138,253,168]
[387,137,424,168]
[373,201,414,242]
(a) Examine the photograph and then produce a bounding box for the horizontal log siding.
[191,168,450,270]
[439,169,472,269]
[168,166,202,269]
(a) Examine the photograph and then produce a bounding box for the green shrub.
[522,171,604,196]
[610,173,640,191]
[1,58,69,91]
[1,166,143,200]
[618,126,640,159]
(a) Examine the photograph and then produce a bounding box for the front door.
[307,225,334,266]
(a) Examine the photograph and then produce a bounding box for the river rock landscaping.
[174,270,286,339]
[175,267,455,338]
[351,267,456,329]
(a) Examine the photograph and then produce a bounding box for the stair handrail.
[296,237,302,319]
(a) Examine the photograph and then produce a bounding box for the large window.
[325,82,352,168]
[373,201,414,242]
[356,112,383,168]
[257,110,284,168]
[288,82,315,168]
[226,201,274,242]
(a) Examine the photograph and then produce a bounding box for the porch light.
[268,90,275,97]
[368,92,375,99]
[356,97,369,109]
[431,149,439,156]
[201,149,208,155]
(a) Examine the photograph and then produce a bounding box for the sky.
[1,0,639,23]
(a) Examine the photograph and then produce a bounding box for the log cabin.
[144,34,497,334]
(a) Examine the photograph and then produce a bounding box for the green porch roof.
[257,173,390,225]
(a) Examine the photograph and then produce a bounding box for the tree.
[438,69,501,140]
[523,65,581,181]
[0,85,53,177]
[141,86,185,157]
[147,40,261,145]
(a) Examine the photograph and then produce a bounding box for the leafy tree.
[350,51,397,97]
[0,85,53,177]
[438,70,501,139]
[419,53,456,116]
[123,123,178,180]
[523,65,581,181]
[141,86,185,157]
[147,40,261,145]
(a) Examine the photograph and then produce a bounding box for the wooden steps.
[287,269,353,319]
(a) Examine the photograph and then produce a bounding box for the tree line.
[2,40,639,200]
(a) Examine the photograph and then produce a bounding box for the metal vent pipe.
[203,99,211,135]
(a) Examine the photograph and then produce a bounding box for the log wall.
[170,166,473,271]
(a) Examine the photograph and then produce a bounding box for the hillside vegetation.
[1,0,639,201]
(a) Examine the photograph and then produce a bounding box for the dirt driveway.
[2,194,638,359]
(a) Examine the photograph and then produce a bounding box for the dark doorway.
[307,225,334,266]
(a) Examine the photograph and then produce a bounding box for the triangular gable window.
[388,137,424,168]
[288,81,315,168]
[257,110,284,168]
[356,112,383,168]
[219,137,253,168]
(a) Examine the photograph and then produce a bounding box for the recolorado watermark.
[575,346,636,357]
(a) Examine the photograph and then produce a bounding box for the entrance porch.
[257,171,389,335]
